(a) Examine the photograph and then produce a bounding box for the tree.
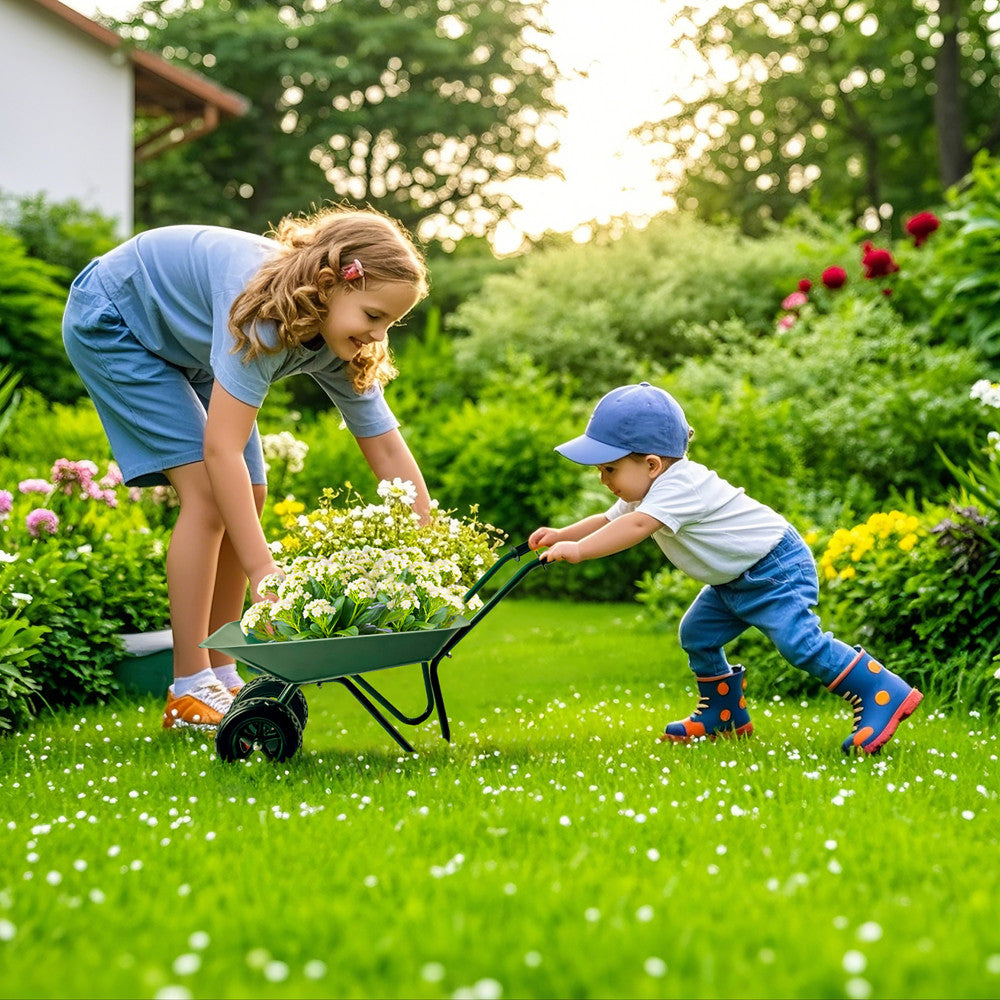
[639,0,1000,234]
[112,0,561,244]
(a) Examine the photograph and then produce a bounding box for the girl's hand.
[251,566,285,604]
[529,526,562,550]
[540,541,582,564]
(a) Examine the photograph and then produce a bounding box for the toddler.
[529,383,923,754]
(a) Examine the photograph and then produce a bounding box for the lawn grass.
[1,599,998,1000]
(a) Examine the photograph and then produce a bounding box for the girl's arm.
[529,513,610,551]
[355,428,431,520]
[540,511,662,564]
[203,384,279,601]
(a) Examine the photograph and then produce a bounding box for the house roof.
[25,0,250,158]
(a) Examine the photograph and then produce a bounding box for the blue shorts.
[62,261,265,487]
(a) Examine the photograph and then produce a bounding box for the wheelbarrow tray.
[202,542,546,759]
[201,618,470,685]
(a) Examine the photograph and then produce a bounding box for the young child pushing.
[63,206,430,732]
[529,382,922,754]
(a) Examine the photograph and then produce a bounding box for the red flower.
[861,242,899,279]
[798,278,812,292]
[905,211,939,247]
[821,266,848,289]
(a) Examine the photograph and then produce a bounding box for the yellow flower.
[839,566,856,580]
[898,533,919,552]
[273,498,305,518]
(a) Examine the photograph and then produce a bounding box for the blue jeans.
[678,527,861,685]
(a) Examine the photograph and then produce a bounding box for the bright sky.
[66,0,682,252]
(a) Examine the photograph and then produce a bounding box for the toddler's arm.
[539,511,662,564]
[529,513,610,551]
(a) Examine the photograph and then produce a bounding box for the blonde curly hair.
[229,205,428,393]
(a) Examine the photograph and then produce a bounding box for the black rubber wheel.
[235,675,309,728]
[215,697,303,763]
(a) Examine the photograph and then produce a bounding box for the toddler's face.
[320,281,420,361]
[595,456,660,503]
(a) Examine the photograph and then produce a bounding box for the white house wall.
[0,0,134,234]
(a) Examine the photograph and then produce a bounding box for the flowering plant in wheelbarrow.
[239,478,506,642]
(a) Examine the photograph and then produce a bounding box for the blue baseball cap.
[555,383,690,464]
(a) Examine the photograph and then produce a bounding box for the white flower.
[970,379,1000,408]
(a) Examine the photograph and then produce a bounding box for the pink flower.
[51,459,98,495]
[0,490,12,517]
[778,314,797,330]
[99,464,124,488]
[19,479,54,496]
[782,291,808,310]
[905,211,939,247]
[861,242,899,279]
[821,266,848,289]
[26,508,59,538]
[797,278,812,293]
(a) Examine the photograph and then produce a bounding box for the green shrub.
[1,391,115,465]
[0,189,119,278]
[668,297,987,523]
[449,213,823,397]
[1,458,171,721]
[0,612,47,733]
[0,229,83,404]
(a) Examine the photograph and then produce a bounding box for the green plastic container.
[113,629,173,695]
[200,618,471,685]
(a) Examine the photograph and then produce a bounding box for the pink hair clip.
[341,258,365,282]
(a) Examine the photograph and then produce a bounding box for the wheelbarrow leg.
[426,658,451,743]
[334,677,416,753]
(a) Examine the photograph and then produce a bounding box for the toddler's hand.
[529,526,561,550]
[540,541,582,564]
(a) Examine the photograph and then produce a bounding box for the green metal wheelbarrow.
[201,541,546,762]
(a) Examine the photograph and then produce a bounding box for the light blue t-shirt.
[92,225,398,438]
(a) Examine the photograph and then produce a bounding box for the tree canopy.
[113,0,561,244]
[640,0,1000,234]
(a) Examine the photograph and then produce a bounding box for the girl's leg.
[164,461,228,680]
[206,484,267,677]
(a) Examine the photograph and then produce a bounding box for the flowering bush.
[240,479,506,642]
[1,457,172,729]
[775,211,938,331]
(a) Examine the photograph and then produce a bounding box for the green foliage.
[0,229,82,404]
[450,213,822,396]
[0,363,21,443]
[116,0,560,241]
[1,458,171,724]
[0,189,119,277]
[671,296,987,521]
[1,390,112,466]
[0,614,47,733]
[898,151,1000,365]
[648,1,997,234]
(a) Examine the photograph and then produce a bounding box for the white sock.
[212,664,244,690]
[172,668,217,698]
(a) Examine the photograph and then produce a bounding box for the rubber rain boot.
[659,665,753,743]
[828,649,923,755]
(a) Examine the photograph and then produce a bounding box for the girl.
[63,206,430,731]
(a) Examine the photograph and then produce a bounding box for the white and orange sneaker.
[162,678,234,731]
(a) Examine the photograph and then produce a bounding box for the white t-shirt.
[606,458,788,584]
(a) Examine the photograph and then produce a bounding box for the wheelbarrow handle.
[462,539,541,603]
